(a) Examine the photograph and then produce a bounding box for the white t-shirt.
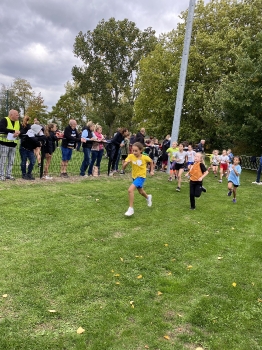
[186,150,195,163]
[175,151,187,164]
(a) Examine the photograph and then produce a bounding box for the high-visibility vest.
[0,117,20,144]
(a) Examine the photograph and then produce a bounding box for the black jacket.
[61,125,81,148]
[21,134,46,151]
[134,131,145,145]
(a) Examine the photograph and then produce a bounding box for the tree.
[49,81,102,130]
[214,31,262,154]
[0,78,48,121]
[72,17,157,135]
[134,0,262,148]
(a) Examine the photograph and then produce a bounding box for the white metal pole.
[171,0,196,143]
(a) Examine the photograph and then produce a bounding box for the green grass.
[0,168,261,350]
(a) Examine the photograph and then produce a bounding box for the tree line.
[1,0,261,154]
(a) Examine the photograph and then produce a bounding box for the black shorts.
[174,163,184,171]
[121,155,127,160]
[228,181,238,188]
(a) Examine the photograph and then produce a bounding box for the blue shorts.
[132,177,146,188]
[187,161,194,165]
[61,147,73,161]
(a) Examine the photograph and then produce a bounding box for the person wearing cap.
[0,109,21,181]
[20,123,46,180]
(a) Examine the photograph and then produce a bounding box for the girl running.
[122,142,154,216]
[174,143,187,192]
[227,156,242,203]
[219,149,229,183]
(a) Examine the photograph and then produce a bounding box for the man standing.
[0,109,20,180]
[134,128,146,146]
[60,119,86,177]
[197,139,205,153]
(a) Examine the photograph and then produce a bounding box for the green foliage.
[72,18,157,135]
[134,0,262,149]
[0,78,47,121]
[214,31,262,154]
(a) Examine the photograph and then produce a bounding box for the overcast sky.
[0,0,209,111]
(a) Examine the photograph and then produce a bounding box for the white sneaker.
[147,194,152,207]
[252,181,259,184]
[45,175,53,180]
[125,207,134,216]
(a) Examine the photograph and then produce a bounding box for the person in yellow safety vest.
[0,109,21,180]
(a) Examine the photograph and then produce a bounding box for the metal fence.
[1,144,260,180]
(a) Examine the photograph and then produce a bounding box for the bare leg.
[137,187,148,199]
[177,168,184,188]
[127,184,137,208]
[44,154,52,175]
[60,160,68,173]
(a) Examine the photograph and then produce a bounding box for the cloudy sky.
[0,0,209,111]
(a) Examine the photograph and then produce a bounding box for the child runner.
[219,149,229,183]
[186,144,196,171]
[227,148,234,164]
[210,150,220,177]
[185,152,209,210]
[122,142,154,216]
[174,143,187,192]
[227,156,242,203]
[166,141,178,181]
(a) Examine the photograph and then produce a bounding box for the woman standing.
[88,124,106,176]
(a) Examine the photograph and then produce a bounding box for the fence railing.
[1,143,260,179]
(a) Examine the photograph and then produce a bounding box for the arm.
[122,160,130,171]
[198,170,209,182]
[148,158,154,175]
[231,165,240,176]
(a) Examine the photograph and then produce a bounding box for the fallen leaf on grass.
[120,257,124,262]
[2,294,8,298]
[77,327,85,334]
[232,282,237,287]
[137,275,143,279]
[114,274,120,277]
[95,199,99,201]
[252,282,255,286]
[135,255,143,258]
[48,310,56,313]
[130,301,135,308]
[195,347,204,350]
[167,272,172,275]
[145,346,149,349]
[231,227,235,230]
[187,265,193,269]
[163,335,170,340]
[111,269,114,272]
[177,313,183,317]
[257,298,262,302]
[217,256,223,260]
[116,282,120,285]
[157,291,163,296]
[164,244,168,247]
[171,258,176,261]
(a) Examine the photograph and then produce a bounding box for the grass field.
[0,165,261,350]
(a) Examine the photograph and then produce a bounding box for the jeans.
[256,163,262,183]
[88,149,104,175]
[110,145,120,171]
[20,147,36,175]
[80,147,91,175]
